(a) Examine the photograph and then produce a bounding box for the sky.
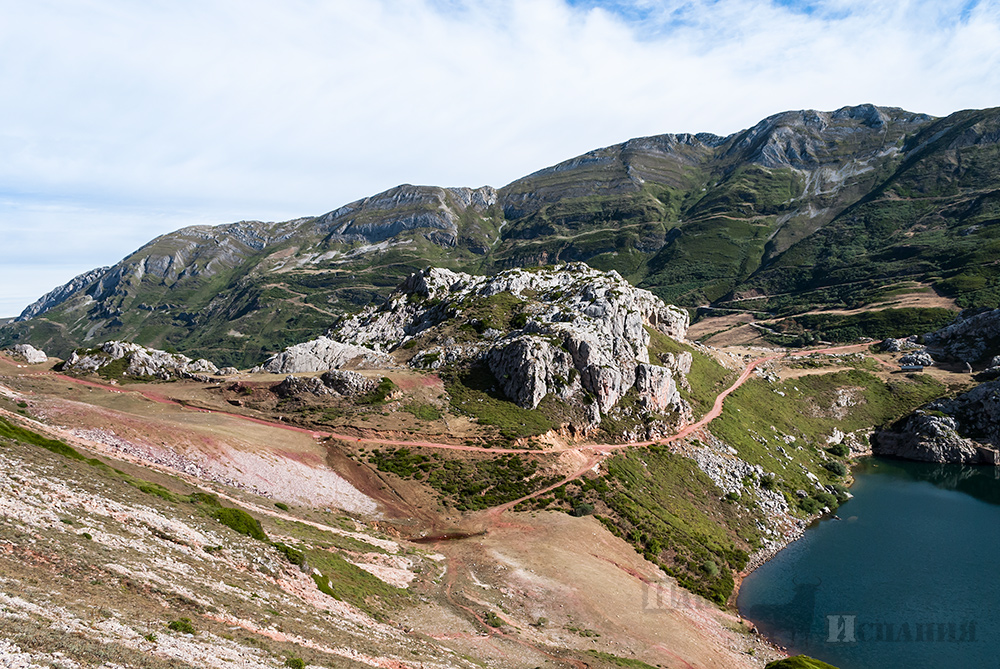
[2,0,999,317]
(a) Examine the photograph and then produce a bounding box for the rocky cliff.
[875,381,1000,465]
[273,263,691,427]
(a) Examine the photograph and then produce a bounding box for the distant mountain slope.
[4,104,999,366]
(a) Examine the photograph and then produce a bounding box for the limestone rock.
[320,370,377,396]
[11,344,47,364]
[924,308,1000,363]
[875,380,1000,464]
[62,341,220,381]
[486,336,578,409]
[634,364,681,413]
[262,337,392,373]
[218,367,240,376]
[880,336,921,352]
[275,376,332,397]
[899,350,934,367]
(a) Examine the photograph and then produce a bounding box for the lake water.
[737,458,1000,669]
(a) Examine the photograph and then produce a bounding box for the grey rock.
[63,341,220,381]
[875,380,1000,464]
[899,350,934,367]
[320,370,377,396]
[486,335,578,409]
[218,367,240,376]
[924,308,1000,363]
[262,336,392,373]
[880,336,921,353]
[11,344,47,364]
[275,375,332,397]
[634,364,681,412]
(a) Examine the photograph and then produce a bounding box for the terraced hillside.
[4,104,1000,366]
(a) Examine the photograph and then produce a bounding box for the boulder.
[320,370,377,396]
[262,337,392,373]
[923,308,1000,363]
[899,350,934,367]
[11,344,47,364]
[274,375,332,397]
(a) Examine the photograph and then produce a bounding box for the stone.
[899,350,934,367]
[320,370,377,396]
[11,344,47,364]
[262,337,392,373]
[923,308,1000,363]
[274,375,331,397]
[486,335,577,409]
[634,363,681,412]
[62,340,221,381]
[218,367,240,376]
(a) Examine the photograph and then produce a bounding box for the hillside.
[3,104,999,368]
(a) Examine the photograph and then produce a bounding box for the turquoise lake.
[737,458,1000,669]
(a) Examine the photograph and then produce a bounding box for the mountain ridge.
[5,103,1000,366]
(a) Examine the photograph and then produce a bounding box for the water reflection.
[856,457,1000,506]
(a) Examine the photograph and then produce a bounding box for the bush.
[274,502,290,511]
[827,443,850,457]
[213,507,268,541]
[823,461,849,477]
[285,658,306,669]
[167,618,195,634]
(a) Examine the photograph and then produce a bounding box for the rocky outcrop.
[880,336,922,353]
[923,308,1000,364]
[320,370,377,396]
[63,341,219,381]
[274,370,378,398]
[875,380,1000,464]
[333,263,690,419]
[486,336,578,409]
[10,344,47,364]
[899,350,934,367]
[261,337,392,373]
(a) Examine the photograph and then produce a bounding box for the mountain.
[4,104,1000,366]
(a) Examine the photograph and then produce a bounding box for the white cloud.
[1,0,998,315]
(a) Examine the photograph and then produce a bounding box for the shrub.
[167,618,196,634]
[827,443,850,457]
[823,461,849,477]
[213,507,268,541]
[285,658,306,669]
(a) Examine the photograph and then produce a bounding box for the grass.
[769,307,958,345]
[366,447,561,511]
[0,417,88,461]
[307,548,407,614]
[587,651,660,669]
[645,326,735,417]
[765,656,841,669]
[213,507,268,542]
[596,448,759,604]
[442,364,554,440]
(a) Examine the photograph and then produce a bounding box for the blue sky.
[2,0,999,317]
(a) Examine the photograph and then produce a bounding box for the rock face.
[63,341,219,380]
[923,308,1000,364]
[261,337,392,373]
[875,380,1000,465]
[10,344,47,364]
[331,263,691,422]
[274,371,378,398]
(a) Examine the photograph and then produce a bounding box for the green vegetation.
[483,611,503,628]
[402,403,442,421]
[212,507,268,542]
[360,377,398,405]
[596,448,758,604]
[646,326,734,417]
[307,549,406,614]
[366,447,560,511]
[587,651,659,669]
[166,618,196,634]
[284,658,306,669]
[765,656,841,669]
[769,307,957,346]
[274,501,290,511]
[0,417,88,461]
[442,364,554,440]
